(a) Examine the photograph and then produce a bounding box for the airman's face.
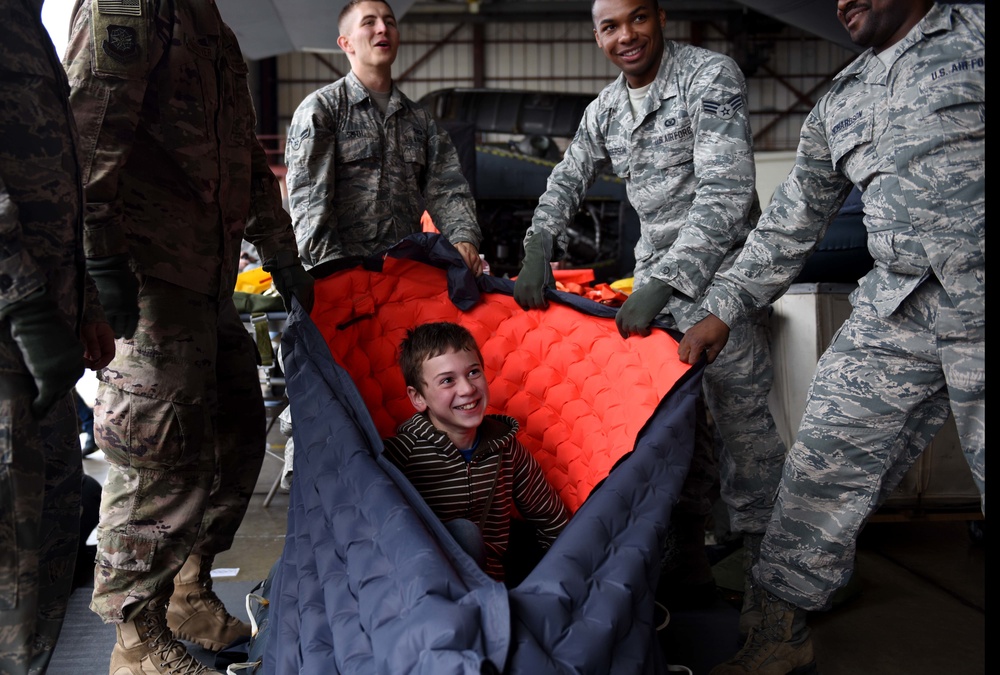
[593,0,666,89]
[836,0,925,51]
[338,1,400,70]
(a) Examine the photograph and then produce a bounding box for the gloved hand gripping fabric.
[264,251,315,314]
[615,278,673,338]
[3,288,85,417]
[87,254,139,339]
[513,228,556,310]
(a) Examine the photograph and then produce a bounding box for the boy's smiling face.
[407,347,489,447]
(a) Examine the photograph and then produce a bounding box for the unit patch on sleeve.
[703,93,745,120]
[103,25,140,64]
[92,0,147,77]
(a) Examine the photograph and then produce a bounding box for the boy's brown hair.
[398,322,484,394]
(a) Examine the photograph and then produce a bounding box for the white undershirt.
[627,82,653,120]
[367,87,391,116]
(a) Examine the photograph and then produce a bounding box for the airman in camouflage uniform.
[63,1,313,673]
[680,2,984,672]
[1,1,115,672]
[284,0,483,275]
[516,0,787,613]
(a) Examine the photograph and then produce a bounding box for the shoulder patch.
[102,24,140,64]
[702,93,745,120]
[96,0,142,17]
[92,1,147,77]
[288,127,311,151]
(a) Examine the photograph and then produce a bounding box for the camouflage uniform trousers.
[663,300,786,534]
[90,276,265,623]
[0,383,81,675]
[757,277,985,611]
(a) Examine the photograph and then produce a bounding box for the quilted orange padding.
[310,256,691,513]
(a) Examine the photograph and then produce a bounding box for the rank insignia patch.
[103,24,140,64]
[289,127,311,151]
[703,94,745,120]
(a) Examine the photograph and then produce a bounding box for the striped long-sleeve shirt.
[382,413,569,581]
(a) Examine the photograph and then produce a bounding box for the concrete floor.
[81,421,985,675]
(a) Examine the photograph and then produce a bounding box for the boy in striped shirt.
[382,322,570,582]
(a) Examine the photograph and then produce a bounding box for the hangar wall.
[267,16,857,156]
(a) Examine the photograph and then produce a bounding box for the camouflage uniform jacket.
[529,39,757,303]
[63,0,297,298]
[285,71,482,270]
[1,0,103,374]
[703,3,984,333]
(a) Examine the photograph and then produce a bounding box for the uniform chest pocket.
[400,126,428,181]
[827,105,874,169]
[652,137,694,170]
[402,143,426,165]
[337,133,379,164]
[221,26,254,146]
[607,145,631,179]
[920,72,984,114]
[155,35,216,145]
[918,73,985,155]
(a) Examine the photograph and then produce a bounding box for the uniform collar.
[608,38,677,122]
[835,3,951,84]
[345,70,404,115]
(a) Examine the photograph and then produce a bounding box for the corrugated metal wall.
[272,17,856,154]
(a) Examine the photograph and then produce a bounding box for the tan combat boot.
[710,592,818,675]
[738,533,765,641]
[110,596,219,674]
[167,554,250,652]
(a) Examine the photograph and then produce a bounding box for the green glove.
[264,251,315,314]
[87,254,139,339]
[3,289,85,418]
[513,228,556,310]
[615,278,673,338]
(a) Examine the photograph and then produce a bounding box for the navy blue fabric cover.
[264,236,705,674]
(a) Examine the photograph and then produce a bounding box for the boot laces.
[158,645,213,675]
[201,586,239,623]
[142,607,212,674]
[141,607,175,651]
[730,626,775,668]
